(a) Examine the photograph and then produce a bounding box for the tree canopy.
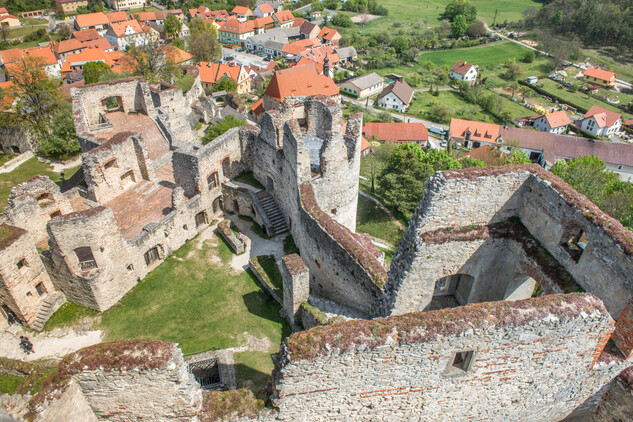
[83,61,112,84]
[442,0,477,23]
[188,17,221,63]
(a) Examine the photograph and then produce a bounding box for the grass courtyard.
[356,193,404,247]
[0,157,65,210]
[96,233,290,388]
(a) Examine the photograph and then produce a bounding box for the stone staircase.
[31,292,65,331]
[257,191,288,236]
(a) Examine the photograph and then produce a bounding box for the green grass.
[535,78,629,117]
[98,235,290,363]
[175,74,196,94]
[418,42,536,68]
[5,24,47,39]
[408,90,502,124]
[356,195,403,246]
[283,234,300,255]
[0,153,16,166]
[582,47,633,83]
[43,302,99,331]
[238,215,269,239]
[376,245,395,264]
[234,171,264,189]
[0,373,25,394]
[0,157,64,211]
[252,256,282,291]
[234,351,276,388]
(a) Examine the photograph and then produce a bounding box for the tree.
[451,14,469,37]
[392,35,409,55]
[442,0,477,23]
[504,59,521,80]
[507,81,520,99]
[56,24,72,41]
[164,13,182,38]
[523,50,535,63]
[213,76,237,92]
[504,149,531,164]
[203,115,245,145]
[551,155,619,207]
[331,13,353,27]
[1,57,63,145]
[39,101,81,160]
[188,18,221,63]
[460,156,486,168]
[466,21,486,38]
[127,43,178,83]
[428,102,451,123]
[83,61,112,84]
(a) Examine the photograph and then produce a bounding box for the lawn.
[408,89,503,124]
[356,192,404,247]
[97,234,290,387]
[582,47,633,83]
[0,153,15,167]
[5,24,47,40]
[43,302,98,331]
[0,157,64,211]
[340,0,540,33]
[418,41,535,68]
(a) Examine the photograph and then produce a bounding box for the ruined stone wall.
[0,120,33,154]
[590,370,633,422]
[82,132,155,203]
[0,226,57,327]
[272,294,626,422]
[150,83,196,142]
[2,176,73,245]
[46,206,141,311]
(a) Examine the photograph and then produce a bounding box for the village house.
[105,19,148,50]
[309,10,322,20]
[362,122,428,146]
[231,5,253,21]
[160,45,193,66]
[104,0,144,11]
[448,118,502,148]
[255,0,282,13]
[335,46,357,65]
[282,38,321,60]
[54,0,87,15]
[583,67,616,88]
[0,7,20,28]
[197,61,251,94]
[317,26,341,46]
[141,23,160,43]
[578,105,622,137]
[254,3,274,17]
[299,45,339,68]
[74,12,110,33]
[136,11,168,26]
[273,10,294,28]
[450,60,478,83]
[339,72,384,99]
[532,110,571,134]
[0,45,60,82]
[245,27,300,55]
[219,18,255,46]
[50,39,86,62]
[375,79,414,112]
[299,21,319,39]
[72,28,100,42]
[59,47,118,75]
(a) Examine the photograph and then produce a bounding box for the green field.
[356,195,404,247]
[582,47,633,82]
[337,0,540,33]
[97,234,289,388]
[419,42,535,68]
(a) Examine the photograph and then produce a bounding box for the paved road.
[151,1,166,10]
[221,47,269,68]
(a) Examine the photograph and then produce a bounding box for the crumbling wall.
[150,83,196,142]
[590,369,633,421]
[2,176,73,245]
[0,225,58,328]
[0,119,33,153]
[272,293,625,422]
[82,132,154,203]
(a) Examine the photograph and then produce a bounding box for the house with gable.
[219,18,255,46]
[583,67,616,88]
[105,19,148,50]
[231,5,253,21]
[450,60,478,83]
[273,10,294,28]
[0,7,20,28]
[317,26,341,46]
[449,118,502,148]
[254,3,274,17]
[533,110,571,134]
[376,79,414,112]
[578,105,623,137]
[74,12,110,34]
[197,61,251,94]
[339,72,384,99]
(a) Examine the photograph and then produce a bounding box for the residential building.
[219,18,255,46]
[104,0,144,11]
[282,38,321,60]
[50,38,86,62]
[583,67,616,88]
[254,3,274,17]
[273,10,294,28]
[54,0,87,15]
[339,72,384,99]
[136,11,167,25]
[309,10,322,20]
[160,45,193,65]
[72,28,100,42]
[448,118,502,148]
[317,26,341,46]
[299,45,339,67]
[74,12,110,33]
[255,0,282,13]
[141,23,160,43]
[335,46,357,64]
[105,19,148,50]
[19,10,45,18]
[579,105,622,137]
[106,11,129,24]
[251,15,275,34]
[533,110,571,134]
[231,5,253,21]
[197,61,251,94]
[362,122,428,145]
[0,46,60,82]
[376,80,414,112]
[450,60,478,83]
[299,21,319,39]
[0,7,20,28]
[82,37,115,52]
[245,27,300,55]
[59,47,125,75]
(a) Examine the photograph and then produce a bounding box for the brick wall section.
[612,299,633,358]
[281,254,309,328]
[272,294,627,422]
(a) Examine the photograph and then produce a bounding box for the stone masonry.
[281,253,309,329]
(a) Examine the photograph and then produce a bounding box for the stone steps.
[258,195,288,236]
[30,292,64,331]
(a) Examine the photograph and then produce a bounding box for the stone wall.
[590,369,633,421]
[272,294,626,422]
[0,224,58,328]
[150,82,196,142]
[0,119,33,154]
[281,254,309,328]
[2,176,73,245]
[82,132,155,203]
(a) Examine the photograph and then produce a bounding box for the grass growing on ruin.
[0,374,24,394]
[252,256,283,292]
[0,158,63,210]
[0,358,58,395]
[97,234,290,384]
[356,195,403,247]
[43,302,99,331]
[234,171,264,189]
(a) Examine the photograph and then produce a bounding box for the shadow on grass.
[242,273,292,340]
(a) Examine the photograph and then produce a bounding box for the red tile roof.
[197,61,244,84]
[282,38,321,56]
[160,45,193,63]
[72,28,100,42]
[256,3,274,14]
[273,10,294,24]
[317,26,340,42]
[540,110,571,129]
[231,5,252,15]
[583,67,616,82]
[0,45,57,67]
[451,60,475,76]
[60,48,114,73]
[449,118,501,142]
[135,11,157,21]
[251,98,264,115]
[301,45,339,65]
[81,37,113,50]
[105,11,128,23]
[296,56,323,73]
[109,19,143,37]
[220,17,255,34]
[363,122,428,143]
[462,145,506,166]
[252,15,274,28]
[51,38,85,54]
[361,135,370,152]
[75,12,109,29]
[264,64,338,101]
[583,105,622,128]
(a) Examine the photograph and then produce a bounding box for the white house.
[376,80,414,112]
[579,105,622,137]
[105,20,148,50]
[254,3,274,17]
[339,72,384,99]
[450,60,478,83]
[533,110,571,134]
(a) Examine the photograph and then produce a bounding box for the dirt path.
[227,214,285,272]
[0,324,102,362]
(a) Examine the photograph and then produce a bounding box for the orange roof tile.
[282,38,321,56]
[449,118,501,143]
[220,17,255,34]
[463,145,506,166]
[231,5,252,15]
[75,12,109,29]
[0,45,57,67]
[301,45,339,65]
[135,11,157,21]
[264,64,339,102]
[51,38,85,54]
[60,48,113,73]
[105,11,128,23]
[451,60,475,76]
[361,135,370,152]
[296,56,323,73]
[317,26,340,42]
[159,45,193,63]
[541,110,571,129]
[583,105,622,128]
[256,3,274,14]
[583,67,616,82]
[292,17,308,27]
[273,10,294,24]
[81,38,113,50]
[197,61,244,84]
[251,98,264,115]
[362,122,428,143]
[252,15,274,28]
[109,19,143,37]
[72,28,100,42]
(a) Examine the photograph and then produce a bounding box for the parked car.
[440,140,447,148]
[563,82,572,88]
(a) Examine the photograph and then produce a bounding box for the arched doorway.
[222,158,231,178]
[212,197,224,214]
